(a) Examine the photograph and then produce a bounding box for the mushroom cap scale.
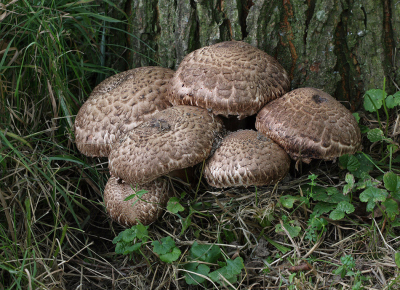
[109,105,224,185]
[255,87,362,163]
[168,41,290,119]
[104,177,172,227]
[204,130,290,188]
[74,66,174,157]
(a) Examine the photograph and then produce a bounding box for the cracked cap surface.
[204,130,290,188]
[255,87,362,163]
[104,176,172,227]
[109,105,224,185]
[74,66,174,157]
[168,41,290,119]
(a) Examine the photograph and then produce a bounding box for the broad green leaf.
[367,128,385,142]
[208,257,244,285]
[359,187,388,212]
[313,188,349,204]
[385,91,400,109]
[313,202,337,216]
[124,242,142,254]
[184,262,210,285]
[276,223,301,238]
[363,89,386,112]
[115,242,127,255]
[382,198,399,220]
[383,172,399,192]
[167,197,185,214]
[343,173,355,195]
[395,252,400,268]
[159,247,181,263]
[122,228,138,243]
[339,154,360,172]
[330,201,355,220]
[352,112,360,123]
[329,209,345,220]
[352,153,374,179]
[152,236,176,255]
[136,223,148,240]
[189,242,221,263]
[336,201,355,214]
[124,189,148,201]
[280,195,300,209]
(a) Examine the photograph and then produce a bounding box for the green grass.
[1,0,400,289]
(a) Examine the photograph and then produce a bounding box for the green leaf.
[329,209,345,220]
[336,201,355,214]
[343,173,355,195]
[382,198,399,220]
[167,197,185,214]
[385,91,400,109]
[189,242,221,263]
[395,252,400,268]
[122,228,138,243]
[313,202,337,216]
[359,187,388,212]
[159,247,181,263]
[152,236,176,255]
[136,223,148,240]
[363,89,386,112]
[276,223,301,238]
[124,242,142,254]
[208,257,244,285]
[280,195,300,209]
[367,128,385,142]
[352,153,374,179]
[313,187,349,204]
[352,112,360,123]
[383,172,399,192]
[329,201,355,220]
[339,154,360,172]
[184,262,210,285]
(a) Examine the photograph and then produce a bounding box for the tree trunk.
[105,0,400,110]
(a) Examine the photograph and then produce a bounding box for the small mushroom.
[109,105,224,185]
[74,66,174,157]
[168,41,290,119]
[104,176,172,226]
[255,87,362,163]
[204,130,290,188]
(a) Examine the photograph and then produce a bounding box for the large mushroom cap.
[256,87,362,163]
[104,176,172,227]
[109,105,224,185]
[168,41,290,119]
[74,66,174,157]
[204,130,290,188]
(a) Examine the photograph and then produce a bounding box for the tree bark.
[105,0,400,109]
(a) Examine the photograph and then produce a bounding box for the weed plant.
[1,0,400,289]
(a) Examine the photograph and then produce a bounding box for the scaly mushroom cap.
[168,41,290,119]
[74,67,174,157]
[255,87,362,163]
[109,105,224,185]
[204,130,290,188]
[104,176,172,227]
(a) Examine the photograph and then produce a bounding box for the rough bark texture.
[104,0,400,109]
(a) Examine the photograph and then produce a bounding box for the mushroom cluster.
[75,41,361,227]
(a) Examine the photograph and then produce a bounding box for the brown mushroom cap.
[104,176,172,227]
[255,87,362,163]
[109,105,224,185]
[204,130,290,188]
[74,66,174,157]
[168,41,290,119]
